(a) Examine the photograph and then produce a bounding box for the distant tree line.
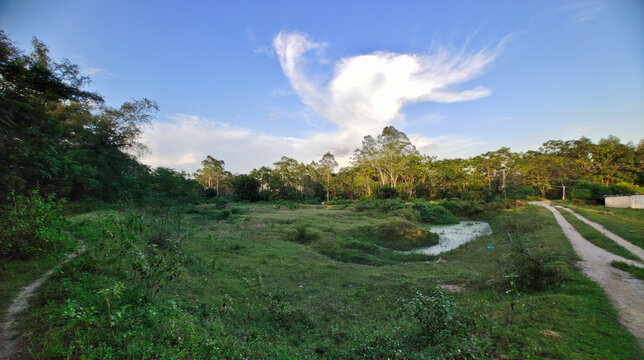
[194,125,642,204]
[2,31,641,210]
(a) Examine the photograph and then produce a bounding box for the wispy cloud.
[554,2,605,24]
[141,31,506,173]
[81,67,116,77]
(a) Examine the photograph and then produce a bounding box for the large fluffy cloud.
[141,31,502,173]
[274,31,499,136]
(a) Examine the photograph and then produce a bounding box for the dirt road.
[0,244,86,360]
[531,202,644,346]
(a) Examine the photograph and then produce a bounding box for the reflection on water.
[411,221,492,255]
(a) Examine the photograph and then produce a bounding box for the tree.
[194,156,226,195]
[232,174,260,202]
[352,126,420,188]
[318,152,338,201]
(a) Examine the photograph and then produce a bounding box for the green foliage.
[437,198,482,217]
[204,187,217,199]
[353,198,404,213]
[505,228,563,292]
[0,191,71,258]
[286,223,318,243]
[353,218,438,251]
[401,289,472,346]
[570,182,612,203]
[373,184,398,199]
[215,209,232,220]
[232,174,261,202]
[609,182,642,195]
[412,201,459,225]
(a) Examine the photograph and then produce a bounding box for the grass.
[561,202,644,249]
[4,202,642,359]
[612,261,644,280]
[556,208,640,261]
[0,229,80,313]
[0,255,63,312]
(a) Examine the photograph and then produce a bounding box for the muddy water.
[411,221,492,255]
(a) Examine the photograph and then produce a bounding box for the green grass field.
[562,203,644,249]
[5,203,642,359]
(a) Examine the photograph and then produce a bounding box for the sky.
[1,0,643,173]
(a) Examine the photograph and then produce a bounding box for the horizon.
[1,0,642,174]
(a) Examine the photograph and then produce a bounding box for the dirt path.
[0,243,86,360]
[531,202,644,346]
[556,206,644,261]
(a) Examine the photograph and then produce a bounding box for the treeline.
[2,31,642,210]
[196,126,643,203]
[0,32,201,208]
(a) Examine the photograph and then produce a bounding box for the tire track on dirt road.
[531,202,643,347]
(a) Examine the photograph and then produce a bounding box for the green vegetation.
[563,203,644,249]
[8,204,641,359]
[556,208,640,261]
[2,31,643,359]
[611,261,644,280]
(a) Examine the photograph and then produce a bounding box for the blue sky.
[1,0,642,173]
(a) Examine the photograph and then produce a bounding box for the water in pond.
[411,221,492,255]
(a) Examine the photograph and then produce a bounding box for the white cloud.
[81,67,116,77]
[141,31,504,173]
[274,30,502,136]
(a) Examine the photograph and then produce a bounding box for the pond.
[410,221,492,255]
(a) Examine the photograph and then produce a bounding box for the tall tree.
[194,156,226,195]
[318,152,338,202]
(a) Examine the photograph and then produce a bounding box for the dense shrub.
[204,187,217,199]
[373,184,398,199]
[0,191,71,258]
[570,182,612,203]
[232,174,261,202]
[353,198,404,213]
[503,184,536,200]
[326,199,353,205]
[400,288,479,358]
[609,182,642,195]
[506,233,562,291]
[412,202,459,225]
[437,198,482,217]
[373,218,438,250]
[286,224,318,243]
[215,209,232,220]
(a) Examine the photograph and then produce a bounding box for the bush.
[373,184,398,199]
[401,288,471,345]
[212,196,230,209]
[0,191,71,258]
[232,175,260,202]
[412,202,459,225]
[571,182,612,203]
[204,187,217,199]
[215,209,232,220]
[372,218,438,250]
[506,233,561,291]
[286,224,318,243]
[437,198,481,217]
[326,199,353,205]
[609,182,642,195]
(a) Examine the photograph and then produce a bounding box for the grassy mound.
[353,218,439,251]
[412,202,459,225]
